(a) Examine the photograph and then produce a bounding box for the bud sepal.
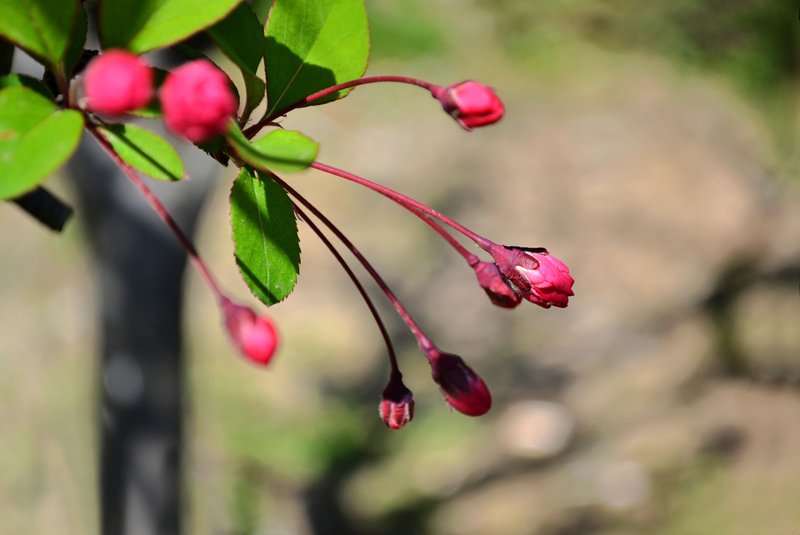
[429,351,492,416]
[380,373,415,429]
[474,261,522,308]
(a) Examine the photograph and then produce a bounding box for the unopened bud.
[84,50,154,116]
[433,81,505,131]
[160,60,238,143]
[222,300,278,366]
[429,352,492,416]
[380,374,415,429]
[491,246,574,309]
[474,261,522,308]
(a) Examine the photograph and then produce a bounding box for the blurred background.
[2,0,800,533]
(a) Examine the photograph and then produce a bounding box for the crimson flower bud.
[474,261,522,309]
[83,50,154,116]
[492,246,574,309]
[433,81,505,130]
[222,300,279,366]
[380,374,415,429]
[159,60,238,143]
[429,352,492,416]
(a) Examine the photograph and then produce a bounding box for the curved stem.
[266,171,438,356]
[245,76,441,138]
[86,122,225,301]
[293,204,400,373]
[311,161,494,251]
[408,207,480,266]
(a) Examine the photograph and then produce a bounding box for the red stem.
[407,207,480,266]
[245,76,441,138]
[293,204,400,373]
[265,171,438,356]
[86,122,225,301]
[311,161,494,251]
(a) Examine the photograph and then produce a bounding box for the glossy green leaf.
[0,74,53,99]
[264,0,370,116]
[207,2,265,123]
[0,86,83,200]
[227,124,318,172]
[100,0,244,54]
[0,0,79,75]
[230,166,300,306]
[98,124,185,182]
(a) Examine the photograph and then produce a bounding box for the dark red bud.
[380,374,415,429]
[474,261,522,308]
[430,352,492,416]
[222,300,279,366]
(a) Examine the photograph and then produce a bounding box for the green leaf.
[208,3,266,124]
[0,74,53,99]
[99,0,244,54]
[230,166,300,306]
[195,136,226,155]
[227,124,318,173]
[0,0,79,76]
[98,124,185,182]
[64,4,88,77]
[170,42,211,63]
[264,0,370,116]
[0,86,83,200]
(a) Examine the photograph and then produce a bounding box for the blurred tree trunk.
[68,131,217,535]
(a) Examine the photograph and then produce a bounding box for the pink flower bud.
[430,352,492,416]
[159,60,238,143]
[83,50,154,116]
[492,246,574,309]
[380,374,415,429]
[433,81,505,130]
[222,300,278,366]
[474,261,522,309]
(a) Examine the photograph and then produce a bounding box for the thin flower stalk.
[246,75,439,138]
[292,203,400,374]
[86,122,225,301]
[266,170,439,356]
[311,161,494,250]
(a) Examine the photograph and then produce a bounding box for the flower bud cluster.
[80,47,575,431]
[83,51,237,142]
